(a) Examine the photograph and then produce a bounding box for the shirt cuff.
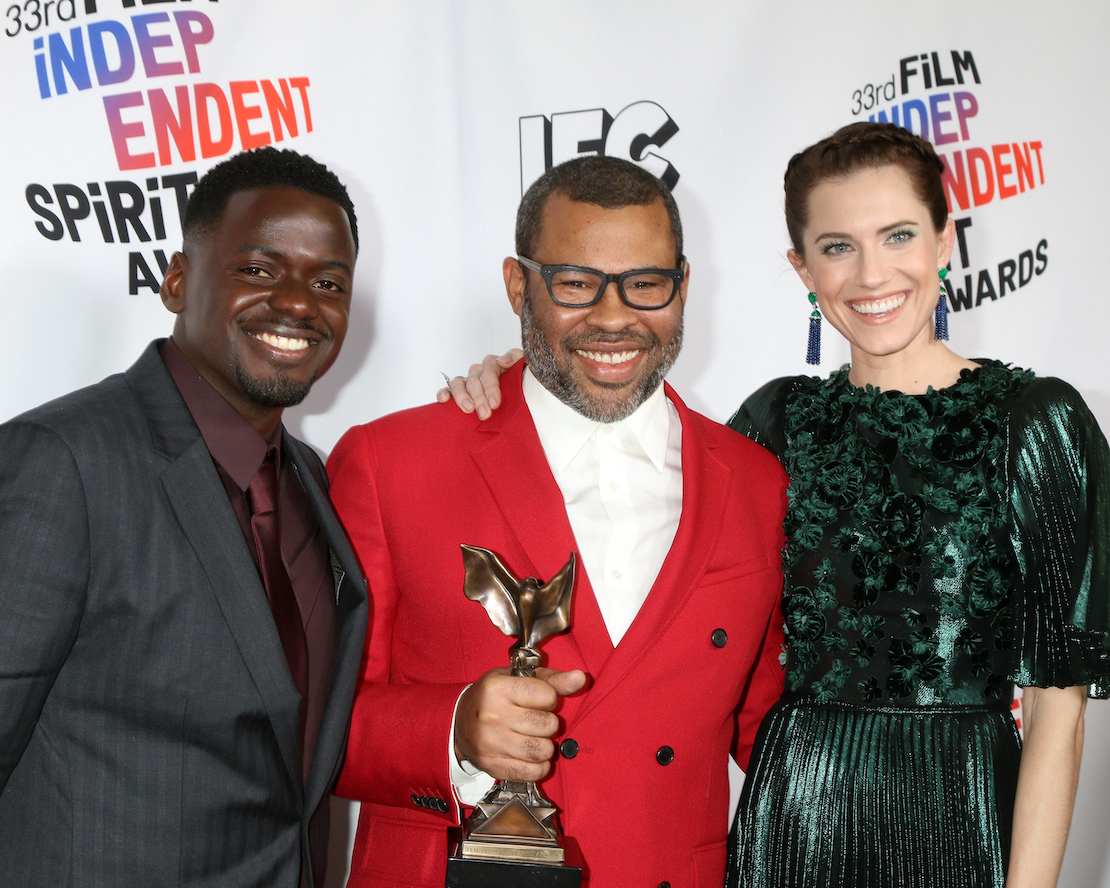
[449,686,496,806]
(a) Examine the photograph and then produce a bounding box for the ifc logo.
[519,101,679,193]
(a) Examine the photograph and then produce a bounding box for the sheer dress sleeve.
[1006,377,1110,698]
[727,376,802,459]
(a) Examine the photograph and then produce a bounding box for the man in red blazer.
[328,156,788,888]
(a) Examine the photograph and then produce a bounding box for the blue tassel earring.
[806,292,821,365]
[934,268,950,341]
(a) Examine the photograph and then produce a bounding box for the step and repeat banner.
[2,2,1108,885]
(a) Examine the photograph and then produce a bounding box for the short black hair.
[182,147,358,252]
[516,156,682,265]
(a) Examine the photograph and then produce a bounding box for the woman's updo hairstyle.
[784,121,949,255]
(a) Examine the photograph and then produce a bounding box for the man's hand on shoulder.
[453,665,586,782]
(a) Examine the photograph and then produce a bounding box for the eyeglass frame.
[516,255,686,310]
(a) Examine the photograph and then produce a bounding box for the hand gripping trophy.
[447,544,581,887]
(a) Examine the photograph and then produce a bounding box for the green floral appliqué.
[774,363,1034,704]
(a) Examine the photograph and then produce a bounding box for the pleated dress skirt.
[728,697,1022,888]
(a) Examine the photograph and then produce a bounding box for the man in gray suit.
[0,147,368,887]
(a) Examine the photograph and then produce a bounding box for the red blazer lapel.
[567,384,732,729]
[468,364,615,686]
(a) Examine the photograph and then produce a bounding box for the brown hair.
[784,122,947,255]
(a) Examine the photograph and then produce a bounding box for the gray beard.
[521,295,683,423]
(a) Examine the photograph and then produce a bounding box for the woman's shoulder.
[728,370,844,456]
[975,360,1100,434]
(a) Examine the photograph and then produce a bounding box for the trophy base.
[447,834,582,888]
[459,837,564,864]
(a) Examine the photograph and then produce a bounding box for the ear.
[675,259,690,308]
[788,248,816,294]
[937,217,956,269]
[160,252,189,314]
[504,256,526,318]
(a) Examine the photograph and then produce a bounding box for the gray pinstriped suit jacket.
[0,341,368,887]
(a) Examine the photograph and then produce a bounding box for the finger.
[478,354,505,411]
[482,753,552,784]
[495,347,524,369]
[463,362,493,420]
[536,667,589,697]
[447,376,475,413]
[508,705,560,739]
[504,674,560,711]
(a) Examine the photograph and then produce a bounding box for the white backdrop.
[2,2,1108,885]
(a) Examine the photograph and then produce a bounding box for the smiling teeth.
[576,349,640,365]
[852,294,907,315]
[255,331,310,351]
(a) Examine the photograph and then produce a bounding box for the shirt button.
[609,481,619,492]
[656,745,674,765]
[560,738,579,759]
[712,628,728,648]
[411,794,420,806]
[659,882,671,888]
[611,569,621,581]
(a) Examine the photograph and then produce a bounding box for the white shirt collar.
[522,367,672,476]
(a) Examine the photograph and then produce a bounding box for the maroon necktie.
[249,453,309,749]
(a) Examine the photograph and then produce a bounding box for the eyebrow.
[236,244,352,274]
[812,220,920,242]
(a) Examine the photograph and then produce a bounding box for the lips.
[850,292,907,316]
[240,318,328,360]
[251,330,311,351]
[574,348,642,365]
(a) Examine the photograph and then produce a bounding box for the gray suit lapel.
[125,342,305,798]
[283,435,369,813]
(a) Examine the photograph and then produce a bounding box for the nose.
[268,277,320,319]
[583,280,637,331]
[854,247,891,290]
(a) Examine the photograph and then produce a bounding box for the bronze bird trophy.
[446,545,582,888]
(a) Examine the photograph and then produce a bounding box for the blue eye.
[820,241,850,255]
[888,228,916,244]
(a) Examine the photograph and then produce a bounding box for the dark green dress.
[725,362,1110,888]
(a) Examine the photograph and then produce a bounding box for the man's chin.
[235,366,315,409]
[560,374,651,423]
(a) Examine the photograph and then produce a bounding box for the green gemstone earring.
[806,292,821,365]
[935,268,950,340]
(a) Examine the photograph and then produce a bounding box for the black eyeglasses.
[517,255,685,310]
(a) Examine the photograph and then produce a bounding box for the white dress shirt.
[452,368,683,803]
[522,368,683,645]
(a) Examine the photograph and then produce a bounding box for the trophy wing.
[461,544,521,639]
[524,553,576,650]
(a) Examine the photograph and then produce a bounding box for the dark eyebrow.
[236,244,352,274]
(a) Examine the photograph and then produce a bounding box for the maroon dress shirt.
[161,339,338,784]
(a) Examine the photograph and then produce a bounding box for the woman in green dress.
[721,122,1109,888]
[441,122,1110,887]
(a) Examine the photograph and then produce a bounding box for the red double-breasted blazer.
[327,364,788,888]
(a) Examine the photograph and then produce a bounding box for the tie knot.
[248,454,279,516]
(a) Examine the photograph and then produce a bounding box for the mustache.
[562,330,659,350]
[238,317,332,341]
